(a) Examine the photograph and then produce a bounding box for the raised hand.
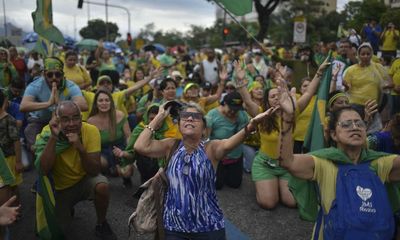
[49,113,61,138]
[219,67,228,82]
[364,99,378,123]
[248,107,279,131]
[277,79,296,115]
[0,196,20,226]
[233,60,246,87]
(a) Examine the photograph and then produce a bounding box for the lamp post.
[2,0,7,38]
[77,0,131,35]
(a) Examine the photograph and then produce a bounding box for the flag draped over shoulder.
[0,149,15,186]
[214,0,253,16]
[288,53,333,221]
[34,126,68,240]
[31,0,64,53]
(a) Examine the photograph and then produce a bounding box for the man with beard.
[35,101,116,239]
[20,57,87,153]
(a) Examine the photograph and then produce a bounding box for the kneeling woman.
[88,89,131,178]
[134,103,275,239]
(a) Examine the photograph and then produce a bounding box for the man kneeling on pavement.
[35,101,117,240]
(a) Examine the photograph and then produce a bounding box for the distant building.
[0,22,26,46]
[385,0,400,8]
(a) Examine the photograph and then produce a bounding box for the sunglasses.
[46,71,63,78]
[179,111,203,121]
[337,119,366,129]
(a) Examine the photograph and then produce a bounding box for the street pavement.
[11,168,313,240]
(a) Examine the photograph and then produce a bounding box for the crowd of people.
[0,19,399,239]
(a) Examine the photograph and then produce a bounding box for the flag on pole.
[214,0,253,16]
[288,52,333,222]
[303,52,333,151]
[31,0,64,46]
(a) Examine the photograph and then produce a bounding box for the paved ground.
[10,169,313,240]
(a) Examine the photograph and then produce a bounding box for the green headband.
[328,92,348,107]
[44,58,63,71]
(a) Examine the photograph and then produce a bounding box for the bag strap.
[164,138,180,171]
[155,138,180,240]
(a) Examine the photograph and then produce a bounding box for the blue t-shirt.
[23,77,82,122]
[363,25,382,50]
[206,108,249,158]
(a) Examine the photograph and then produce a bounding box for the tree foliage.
[79,19,121,41]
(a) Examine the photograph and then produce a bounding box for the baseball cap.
[201,82,212,90]
[223,92,243,112]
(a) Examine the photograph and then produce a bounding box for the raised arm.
[277,80,315,179]
[233,61,259,117]
[133,103,175,159]
[208,107,277,162]
[123,68,162,98]
[297,58,331,112]
[204,68,227,105]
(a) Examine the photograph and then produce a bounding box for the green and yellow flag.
[304,53,333,151]
[289,53,333,222]
[34,126,67,240]
[31,0,64,47]
[214,0,253,16]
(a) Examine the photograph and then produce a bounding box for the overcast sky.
[3,0,348,40]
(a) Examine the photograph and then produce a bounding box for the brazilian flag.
[289,52,333,222]
[214,0,253,16]
[31,0,64,56]
[34,126,66,240]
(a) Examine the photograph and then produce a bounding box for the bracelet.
[144,125,156,135]
[282,118,294,124]
[281,125,293,135]
[243,123,256,136]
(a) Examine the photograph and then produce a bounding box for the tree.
[79,19,121,41]
[254,0,281,41]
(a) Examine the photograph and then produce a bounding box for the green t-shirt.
[206,108,249,158]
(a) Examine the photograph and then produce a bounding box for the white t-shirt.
[202,59,219,86]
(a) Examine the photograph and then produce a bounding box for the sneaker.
[95,221,117,240]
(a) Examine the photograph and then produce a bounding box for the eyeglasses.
[46,71,63,78]
[179,111,203,121]
[337,119,366,129]
[58,115,81,124]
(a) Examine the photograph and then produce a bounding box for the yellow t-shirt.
[81,90,95,121]
[204,100,219,113]
[382,30,399,51]
[64,65,91,87]
[293,95,316,141]
[52,122,101,190]
[311,155,395,239]
[259,127,280,159]
[343,63,386,105]
[164,116,182,139]
[389,59,400,96]
[112,91,129,115]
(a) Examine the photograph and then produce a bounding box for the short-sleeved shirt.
[0,114,19,157]
[23,77,82,122]
[311,155,395,239]
[389,59,400,96]
[343,63,387,105]
[206,108,249,158]
[50,122,101,190]
[63,65,91,87]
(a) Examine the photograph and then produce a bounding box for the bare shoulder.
[116,110,125,122]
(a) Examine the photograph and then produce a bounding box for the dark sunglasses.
[179,111,203,121]
[337,119,366,129]
[46,71,63,78]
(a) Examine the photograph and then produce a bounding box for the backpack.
[315,162,395,240]
[128,139,180,239]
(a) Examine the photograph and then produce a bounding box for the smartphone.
[164,100,183,120]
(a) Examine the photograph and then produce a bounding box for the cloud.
[4,0,216,39]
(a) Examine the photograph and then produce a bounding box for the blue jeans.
[165,229,226,240]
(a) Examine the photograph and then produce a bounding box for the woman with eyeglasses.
[134,102,275,239]
[87,89,131,184]
[278,92,400,239]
